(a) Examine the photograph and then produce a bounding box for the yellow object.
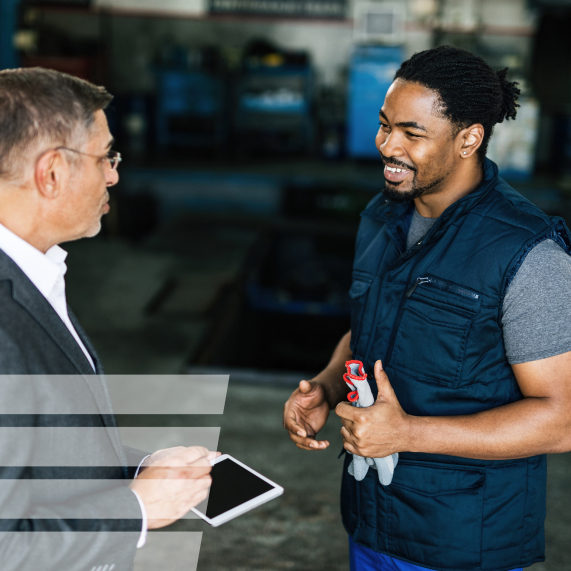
[262,53,285,67]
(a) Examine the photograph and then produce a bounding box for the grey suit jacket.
[0,248,146,570]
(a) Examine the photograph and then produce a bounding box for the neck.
[0,183,55,254]
[414,159,484,218]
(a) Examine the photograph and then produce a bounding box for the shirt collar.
[0,223,68,301]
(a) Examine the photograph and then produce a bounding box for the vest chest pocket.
[388,276,481,388]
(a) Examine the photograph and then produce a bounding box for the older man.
[0,68,213,570]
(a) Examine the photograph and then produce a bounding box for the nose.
[106,165,119,187]
[378,130,404,160]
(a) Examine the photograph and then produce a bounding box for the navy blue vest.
[341,159,571,571]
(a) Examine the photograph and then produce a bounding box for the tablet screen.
[205,458,274,519]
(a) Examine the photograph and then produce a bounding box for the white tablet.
[191,454,284,527]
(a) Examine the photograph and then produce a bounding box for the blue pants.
[349,536,523,571]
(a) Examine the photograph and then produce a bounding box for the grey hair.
[0,67,113,181]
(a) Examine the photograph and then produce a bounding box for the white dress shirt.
[0,223,95,371]
[0,223,148,548]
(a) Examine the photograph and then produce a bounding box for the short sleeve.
[501,239,571,364]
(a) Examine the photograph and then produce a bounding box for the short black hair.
[394,45,520,161]
[0,67,113,180]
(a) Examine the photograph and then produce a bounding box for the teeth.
[385,166,407,173]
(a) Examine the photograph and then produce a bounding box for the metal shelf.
[26,3,353,25]
[27,5,535,35]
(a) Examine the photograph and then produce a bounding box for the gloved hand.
[344,360,398,486]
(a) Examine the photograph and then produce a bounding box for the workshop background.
[1,0,571,569]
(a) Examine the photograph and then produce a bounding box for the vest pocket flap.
[388,462,484,568]
[391,461,484,496]
[349,279,373,299]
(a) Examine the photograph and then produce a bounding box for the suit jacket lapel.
[68,307,104,374]
[67,307,128,469]
[0,248,93,375]
[0,251,128,468]
[10,275,95,375]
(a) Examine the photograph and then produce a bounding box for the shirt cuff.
[131,489,148,548]
[134,454,151,479]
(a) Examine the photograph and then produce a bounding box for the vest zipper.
[405,277,430,298]
[405,276,480,300]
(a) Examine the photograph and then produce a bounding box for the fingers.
[283,380,316,436]
[295,440,330,451]
[340,426,358,454]
[151,472,213,520]
[176,472,212,508]
[284,411,308,438]
[335,401,357,420]
[299,379,314,394]
[179,446,210,464]
[283,379,330,450]
[285,410,329,450]
[340,426,353,443]
[374,360,396,403]
[286,420,330,450]
[189,486,210,509]
[149,446,210,468]
[139,464,211,480]
[132,458,215,527]
[207,451,221,462]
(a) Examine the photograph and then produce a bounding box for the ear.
[34,150,69,200]
[457,123,484,159]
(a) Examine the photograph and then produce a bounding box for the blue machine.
[347,46,403,159]
[156,69,227,152]
[235,64,314,154]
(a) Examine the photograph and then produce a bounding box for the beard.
[382,171,448,203]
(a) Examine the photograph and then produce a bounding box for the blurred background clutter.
[1,0,571,569]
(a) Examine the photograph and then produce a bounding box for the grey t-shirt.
[407,209,571,364]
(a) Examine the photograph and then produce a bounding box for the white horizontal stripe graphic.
[0,427,220,466]
[0,375,229,414]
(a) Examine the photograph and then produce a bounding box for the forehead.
[85,110,111,149]
[381,79,447,130]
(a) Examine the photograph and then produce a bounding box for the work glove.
[344,360,398,486]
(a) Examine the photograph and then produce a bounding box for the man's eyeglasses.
[55,147,122,170]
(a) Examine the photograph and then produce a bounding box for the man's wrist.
[404,414,423,454]
[314,371,347,410]
[134,454,152,479]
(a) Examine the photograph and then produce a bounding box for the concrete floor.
[63,229,571,571]
[130,380,571,571]
[194,382,349,571]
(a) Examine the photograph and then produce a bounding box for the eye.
[406,132,422,138]
[379,121,389,129]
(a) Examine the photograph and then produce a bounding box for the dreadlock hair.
[394,45,520,161]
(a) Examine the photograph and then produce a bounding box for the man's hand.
[139,446,195,469]
[129,446,218,529]
[283,380,331,451]
[336,360,411,457]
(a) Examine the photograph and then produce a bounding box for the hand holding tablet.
[130,446,215,529]
[191,454,284,526]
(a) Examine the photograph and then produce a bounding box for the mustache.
[380,152,416,172]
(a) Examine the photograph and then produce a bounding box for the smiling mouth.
[384,164,413,183]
